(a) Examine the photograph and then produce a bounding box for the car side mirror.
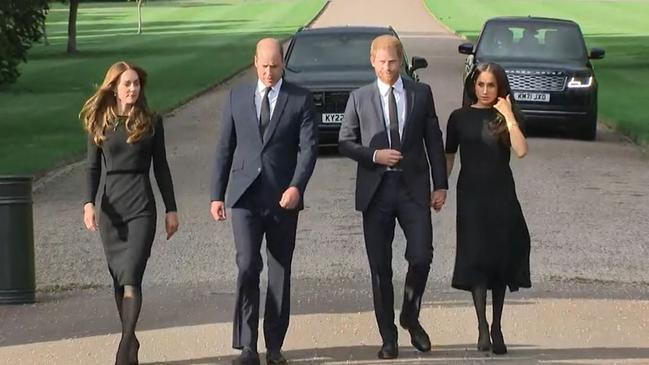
[589,47,605,60]
[410,56,428,72]
[458,42,474,55]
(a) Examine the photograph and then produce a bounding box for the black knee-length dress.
[85,116,176,286]
[445,106,530,292]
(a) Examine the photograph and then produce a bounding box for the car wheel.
[577,114,597,141]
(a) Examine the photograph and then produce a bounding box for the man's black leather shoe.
[232,347,260,365]
[400,321,431,352]
[266,349,287,364]
[377,342,398,359]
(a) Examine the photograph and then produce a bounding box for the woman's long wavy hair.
[465,62,525,146]
[80,61,154,145]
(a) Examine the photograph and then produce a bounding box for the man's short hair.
[370,35,403,59]
[255,38,285,61]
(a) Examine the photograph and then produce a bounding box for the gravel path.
[3,1,648,363]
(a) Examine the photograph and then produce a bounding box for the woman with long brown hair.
[81,61,179,365]
[445,62,530,355]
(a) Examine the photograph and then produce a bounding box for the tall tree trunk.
[67,0,79,53]
[137,0,143,34]
[42,22,49,46]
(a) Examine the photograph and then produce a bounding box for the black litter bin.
[0,176,35,304]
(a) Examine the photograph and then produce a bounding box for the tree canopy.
[0,0,49,85]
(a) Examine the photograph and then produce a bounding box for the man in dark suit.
[338,35,448,359]
[210,38,318,365]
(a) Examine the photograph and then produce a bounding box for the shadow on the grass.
[142,344,649,364]
[46,20,254,38]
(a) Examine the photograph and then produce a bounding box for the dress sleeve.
[445,109,459,153]
[152,117,177,212]
[85,134,101,205]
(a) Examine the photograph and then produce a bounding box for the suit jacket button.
[257,167,261,172]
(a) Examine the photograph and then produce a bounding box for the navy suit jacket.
[211,80,318,210]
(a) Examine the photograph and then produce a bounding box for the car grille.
[506,72,567,92]
[313,91,350,113]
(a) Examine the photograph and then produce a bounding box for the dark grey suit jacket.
[211,80,318,210]
[338,78,448,212]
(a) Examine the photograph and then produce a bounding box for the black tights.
[471,285,507,353]
[114,284,142,365]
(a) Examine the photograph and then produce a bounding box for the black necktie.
[259,87,271,140]
[388,87,401,151]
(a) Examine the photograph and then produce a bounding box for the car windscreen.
[476,21,588,61]
[286,32,385,71]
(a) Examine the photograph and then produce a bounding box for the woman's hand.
[494,94,516,123]
[83,202,97,231]
[165,211,179,240]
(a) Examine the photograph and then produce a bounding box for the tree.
[129,0,145,34]
[42,21,50,46]
[66,0,80,53]
[65,0,142,55]
[0,0,49,85]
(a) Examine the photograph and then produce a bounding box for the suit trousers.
[362,171,433,343]
[230,179,299,351]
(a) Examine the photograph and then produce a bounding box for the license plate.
[514,92,550,102]
[322,113,344,124]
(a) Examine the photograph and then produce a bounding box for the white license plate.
[514,92,550,102]
[322,113,344,124]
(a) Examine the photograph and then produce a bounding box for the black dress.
[445,106,530,292]
[86,116,177,286]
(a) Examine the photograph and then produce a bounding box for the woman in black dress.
[445,63,530,355]
[80,61,179,365]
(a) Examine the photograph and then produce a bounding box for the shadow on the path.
[0,278,540,348]
[141,344,649,364]
[2,279,648,348]
[317,146,342,158]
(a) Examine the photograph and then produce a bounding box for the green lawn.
[425,0,649,144]
[0,0,325,175]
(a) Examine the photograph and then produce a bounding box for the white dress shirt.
[377,76,406,143]
[255,78,283,121]
[373,77,407,163]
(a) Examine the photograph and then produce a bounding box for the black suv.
[459,17,605,140]
[284,26,428,146]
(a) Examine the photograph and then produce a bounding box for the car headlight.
[313,92,324,107]
[567,74,593,88]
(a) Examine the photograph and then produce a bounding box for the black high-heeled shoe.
[477,325,491,352]
[490,326,507,355]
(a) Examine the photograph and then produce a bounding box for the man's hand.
[279,186,301,210]
[210,201,227,221]
[165,212,179,240]
[374,149,403,167]
[83,202,97,231]
[431,189,447,212]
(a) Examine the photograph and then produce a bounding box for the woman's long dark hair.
[465,62,525,146]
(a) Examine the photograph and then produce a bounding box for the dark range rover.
[284,26,428,146]
[459,17,605,140]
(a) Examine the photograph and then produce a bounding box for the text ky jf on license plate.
[322,113,344,123]
[514,92,550,102]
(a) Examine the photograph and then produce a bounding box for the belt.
[106,169,148,175]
